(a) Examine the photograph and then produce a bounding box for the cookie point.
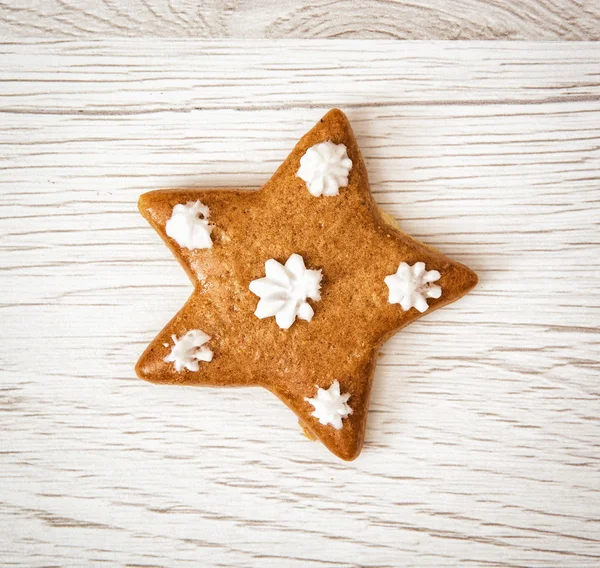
[464,265,479,292]
[319,428,364,461]
[333,441,362,462]
[137,190,163,215]
[322,108,349,124]
[137,192,150,213]
[135,347,168,385]
[134,356,152,383]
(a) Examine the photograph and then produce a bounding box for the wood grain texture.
[1,40,599,567]
[1,0,600,40]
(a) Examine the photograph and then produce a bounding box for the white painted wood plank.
[2,41,600,112]
[0,0,599,40]
[1,40,599,567]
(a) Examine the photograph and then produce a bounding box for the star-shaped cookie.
[136,109,477,460]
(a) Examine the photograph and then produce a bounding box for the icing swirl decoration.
[384,261,442,313]
[297,141,352,197]
[164,330,213,372]
[166,200,213,250]
[305,380,353,429]
[249,253,322,330]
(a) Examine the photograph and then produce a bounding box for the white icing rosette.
[166,200,213,249]
[297,141,352,197]
[305,380,353,429]
[384,261,442,313]
[249,253,322,330]
[164,330,213,372]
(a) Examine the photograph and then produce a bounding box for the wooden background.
[1,0,600,39]
[1,40,600,566]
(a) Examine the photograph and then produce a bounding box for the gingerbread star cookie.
[136,109,477,460]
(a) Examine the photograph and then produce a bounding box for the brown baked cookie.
[136,109,477,460]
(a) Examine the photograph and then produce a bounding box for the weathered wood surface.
[0,0,599,40]
[1,41,599,567]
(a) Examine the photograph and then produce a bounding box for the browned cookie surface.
[136,109,477,460]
